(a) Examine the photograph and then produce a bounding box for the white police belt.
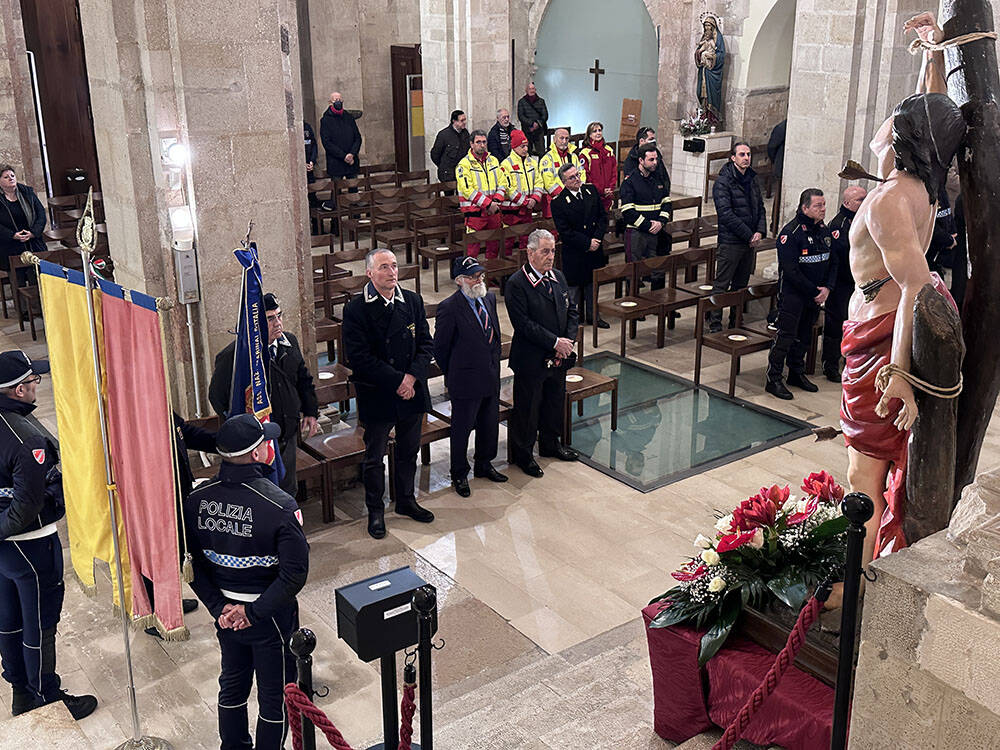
[220,589,261,603]
[5,522,58,542]
[798,252,830,263]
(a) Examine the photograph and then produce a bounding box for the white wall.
[745,0,795,90]
[532,0,658,142]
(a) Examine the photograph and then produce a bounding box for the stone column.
[78,0,311,416]
[0,0,43,191]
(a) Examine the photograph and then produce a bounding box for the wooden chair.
[563,327,618,445]
[592,261,661,356]
[365,170,399,189]
[335,191,374,252]
[8,253,42,340]
[370,200,415,262]
[414,214,462,292]
[42,227,78,248]
[460,228,519,292]
[674,246,717,295]
[47,195,82,228]
[397,170,430,186]
[308,179,336,233]
[694,289,774,397]
[634,255,701,343]
[364,162,397,176]
[741,281,780,339]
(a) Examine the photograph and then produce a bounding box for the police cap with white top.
[216,413,281,458]
[0,350,50,388]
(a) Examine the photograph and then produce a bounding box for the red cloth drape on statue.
[840,272,954,556]
[102,287,183,634]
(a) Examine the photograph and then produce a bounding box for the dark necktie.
[477,300,494,343]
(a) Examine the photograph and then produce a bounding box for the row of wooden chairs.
[48,191,104,229]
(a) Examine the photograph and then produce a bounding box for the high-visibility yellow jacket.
[456,149,505,213]
[498,151,544,208]
[538,142,586,198]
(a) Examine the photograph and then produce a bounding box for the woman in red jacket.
[579,122,618,213]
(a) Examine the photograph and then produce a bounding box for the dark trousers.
[707,242,755,329]
[509,368,567,465]
[217,605,297,750]
[822,284,852,372]
[361,412,423,513]
[569,283,595,323]
[0,533,64,701]
[766,292,819,382]
[449,393,500,479]
[278,432,298,497]
[626,229,670,288]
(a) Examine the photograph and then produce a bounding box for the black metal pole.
[830,492,875,750]
[413,586,437,750]
[380,652,399,750]
[289,628,317,750]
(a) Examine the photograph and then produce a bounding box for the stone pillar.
[78,0,311,416]
[0,0,43,191]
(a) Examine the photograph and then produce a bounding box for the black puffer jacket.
[712,161,766,246]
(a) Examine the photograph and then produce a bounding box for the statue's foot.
[823,582,844,611]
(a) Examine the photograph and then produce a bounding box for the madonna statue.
[695,13,725,122]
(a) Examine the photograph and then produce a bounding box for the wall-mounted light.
[160,137,189,169]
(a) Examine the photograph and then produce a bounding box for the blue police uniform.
[185,415,309,750]
[766,211,839,386]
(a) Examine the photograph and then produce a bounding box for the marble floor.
[2,251,998,750]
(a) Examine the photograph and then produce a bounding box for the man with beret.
[342,249,436,539]
[0,350,97,720]
[185,413,310,750]
[209,293,320,496]
[433,257,508,497]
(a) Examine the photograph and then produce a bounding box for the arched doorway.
[532,0,658,146]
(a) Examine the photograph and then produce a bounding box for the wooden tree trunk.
[940,0,1000,502]
[906,284,964,544]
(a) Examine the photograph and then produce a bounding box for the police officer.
[823,186,866,382]
[185,413,309,750]
[0,350,97,720]
[765,189,838,400]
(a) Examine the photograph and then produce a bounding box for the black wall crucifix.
[589,59,605,91]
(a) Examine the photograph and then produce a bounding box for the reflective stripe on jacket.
[499,152,544,208]
[539,144,586,198]
[456,150,505,212]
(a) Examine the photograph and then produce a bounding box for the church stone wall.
[0,0,44,193]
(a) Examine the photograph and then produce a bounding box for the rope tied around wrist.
[875,362,963,399]
[908,30,998,55]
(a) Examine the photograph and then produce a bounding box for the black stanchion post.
[380,653,399,750]
[289,628,318,750]
[413,586,437,750]
[830,491,875,750]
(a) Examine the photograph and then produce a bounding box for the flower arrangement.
[679,107,720,137]
[648,472,849,665]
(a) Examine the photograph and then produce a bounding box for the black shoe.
[41,690,98,721]
[538,445,579,461]
[517,460,544,478]
[182,598,199,614]
[765,379,794,400]
[474,465,509,483]
[452,477,471,497]
[824,368,842,383]
[787,373,819,392]
[11,687,34,716]
[595,318,610,329]
[144,625,162,639]
[368,512,386,539]
[396,502,435,523]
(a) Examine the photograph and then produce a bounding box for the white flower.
[701,549,720,566]
[794,499,810,514]
[694,534,713,549]
[708,577,727,593]
[749,528,765,549]
[714,514,734,533]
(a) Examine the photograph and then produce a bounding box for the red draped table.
[642,603,833,749]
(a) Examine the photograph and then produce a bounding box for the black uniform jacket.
[777,211,839,299]
[432,289,501,400]
[185,462,309,624]
[619,169,671,234]
[827,205,856,290]
[342,283,434,424]
[622,144,670,188]
[174,413,217,501]
[304,121,318,183]
[505,264,579,374]
[551,184,608,287]
[208,332,319,445]
[0,395,64,539]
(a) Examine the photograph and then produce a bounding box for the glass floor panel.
[570,354,813,492]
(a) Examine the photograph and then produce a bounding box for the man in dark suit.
[505,229,580,477]
[433,257,508,497]
[342,249,436,539]
[550,162,609,329]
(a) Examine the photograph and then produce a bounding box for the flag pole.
[74,190,174,750]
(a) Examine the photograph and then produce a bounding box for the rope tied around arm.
[908,30,998,55]
[875,362,963,399]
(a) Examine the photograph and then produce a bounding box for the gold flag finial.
[76,188,96,253]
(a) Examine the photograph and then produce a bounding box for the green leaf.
[767,570,809,609]
[698,591,742,666]
[649,602,697,629]
[812,516,850,539]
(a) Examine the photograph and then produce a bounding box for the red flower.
[801,471,844,504]
[787,496,819,525]
[672,562,708,582]
[731,485,788,531]
[716,530,757,553]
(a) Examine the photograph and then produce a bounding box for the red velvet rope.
[712,595,824,750]
[398,680,416,750]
